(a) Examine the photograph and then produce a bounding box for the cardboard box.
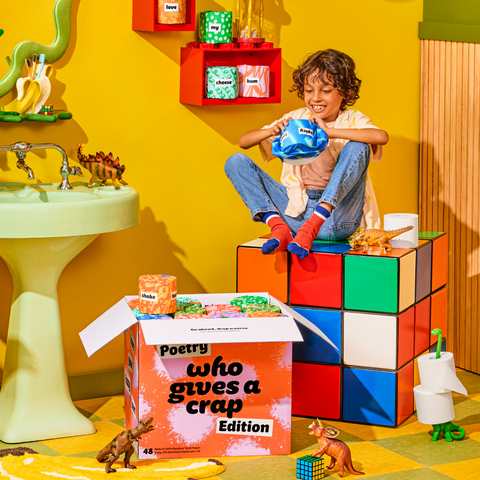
[80,293,337,458]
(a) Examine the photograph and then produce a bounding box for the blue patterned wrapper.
[272,119,328,165]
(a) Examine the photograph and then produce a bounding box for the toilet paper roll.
[417,352,468,395]
[158,0,186,24]
[383,213,418,248]
[414,385,455,425]
[139,275,177,315]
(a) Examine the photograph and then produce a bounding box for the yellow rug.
[0,454,226,479]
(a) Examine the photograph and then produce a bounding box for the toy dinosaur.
[97,417,154,473]
[432,421,466,442]
[347,225,414,253]
[76,144,127,189]
[309,419,364,477]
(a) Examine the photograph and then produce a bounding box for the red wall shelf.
[180,44,282,106]
[133,0,196,32]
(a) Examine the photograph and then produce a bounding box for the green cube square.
[344,249,417,313]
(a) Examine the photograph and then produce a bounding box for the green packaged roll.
[199,11,233,44]
[205,66,238,99]
[242,304,282,314]
[231,295,269,307]
[183,305,206,315]
[177,297,200,306]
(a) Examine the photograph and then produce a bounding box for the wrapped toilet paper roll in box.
[414,385,455,425]
[158,0,186,24]
[205,66,238,99]
[199,11,233,44]
[139,274,177,315]
[383,213,418,248]
[238,65,270,98]
[417,352,468,395]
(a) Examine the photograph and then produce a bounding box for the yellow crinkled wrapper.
[0,454,226,480]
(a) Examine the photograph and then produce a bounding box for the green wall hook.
[0,0,73,99]
[431,328,443,359]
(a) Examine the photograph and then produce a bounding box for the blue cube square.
[292,308,341,364]
[343,362,414,427]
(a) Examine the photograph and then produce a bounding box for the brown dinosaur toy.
[97,417,154,473]
[309,419,364,477]
[347,225,414,253]
[76,144,128,189]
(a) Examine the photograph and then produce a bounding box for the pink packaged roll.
[238,64,270,98]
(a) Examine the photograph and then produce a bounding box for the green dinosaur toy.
[432,422,466,442]
[429,328,466,442]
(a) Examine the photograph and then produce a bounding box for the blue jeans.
[224,141,370,241]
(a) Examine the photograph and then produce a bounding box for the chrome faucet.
[0,141,83,190]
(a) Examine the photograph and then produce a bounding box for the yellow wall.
[0,0,423,375]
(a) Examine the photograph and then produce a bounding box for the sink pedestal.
[0,235,98,443]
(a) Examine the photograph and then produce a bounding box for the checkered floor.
[1,369,479,479]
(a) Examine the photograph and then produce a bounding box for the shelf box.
[133,0,196,32]
[180,45,282,106]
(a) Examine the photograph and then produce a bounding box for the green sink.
[0,182,139,237]
[0,181,139,443]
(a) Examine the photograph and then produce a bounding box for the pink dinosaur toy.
[309,419,364,477]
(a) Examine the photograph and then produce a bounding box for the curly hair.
[290,49,361,110]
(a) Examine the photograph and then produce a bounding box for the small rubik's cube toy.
[296,455,325,480]
[40,104,53,115]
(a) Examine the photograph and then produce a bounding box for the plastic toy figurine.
[432,421,466,442]
[97,417,154,473]
[309,419,364,477]
[429,328,465,442]
[76,144,127,189]
[414,328,468,442]
[347,225,414,253]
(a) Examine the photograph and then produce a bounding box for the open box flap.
[79,297,137,357]
[269,296,339,351]
[140,316,303,345]
[79,292,339,355]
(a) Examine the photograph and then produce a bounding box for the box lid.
[79,293,338,357]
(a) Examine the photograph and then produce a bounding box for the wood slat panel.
[420,39,480,373]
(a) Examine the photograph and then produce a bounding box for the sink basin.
[0,182,139,443]
[0,182,139,237]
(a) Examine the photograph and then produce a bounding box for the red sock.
[262,214,292,255]
[288,206,331,258]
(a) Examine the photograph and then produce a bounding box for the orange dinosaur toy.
[309,419,364,477]
[97,417,154,473]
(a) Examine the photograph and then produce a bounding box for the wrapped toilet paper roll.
[158,0,186,24]
[139,275,177,315]
[383,213,418,248]
[414,385,455,425]
[205,66,238,99]
[238,65,270,98]
[417,352,468,395]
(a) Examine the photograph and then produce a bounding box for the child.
[225,49,388,258]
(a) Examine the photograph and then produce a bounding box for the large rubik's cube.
[296,455,325,479]
[236,231,448,427]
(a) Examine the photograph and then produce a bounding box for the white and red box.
[80,293,336,459]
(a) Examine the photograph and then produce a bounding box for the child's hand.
[270,117,292,136]
[310,115,329,135]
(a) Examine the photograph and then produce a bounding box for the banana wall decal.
[0,0,73,99]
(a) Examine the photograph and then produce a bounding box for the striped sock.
[262,212,293,255]
[288,205,331,258]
